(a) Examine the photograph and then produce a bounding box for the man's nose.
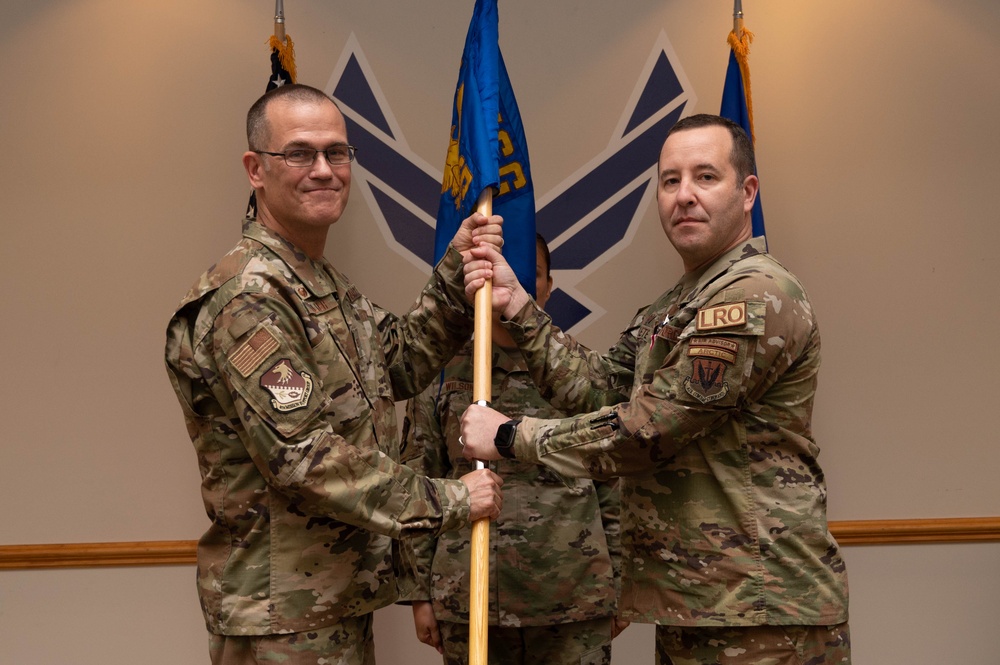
[676,178,696,206]
[309,154,335,178]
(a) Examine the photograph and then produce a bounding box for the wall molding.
[1,517,998,570]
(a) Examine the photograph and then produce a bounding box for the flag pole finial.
[274,0,285,42]
[733,0,744,38]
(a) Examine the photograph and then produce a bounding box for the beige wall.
[1,1,998,662]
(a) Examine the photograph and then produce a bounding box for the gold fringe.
[727,27,755,144]
[268,34,298,84]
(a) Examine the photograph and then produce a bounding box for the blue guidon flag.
[435,0,536,296]
[720,23,765,240]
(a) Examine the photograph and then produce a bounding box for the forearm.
[385,246,476,399]
[513,390,726,480]
[503,299,633,415]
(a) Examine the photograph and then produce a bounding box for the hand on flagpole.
[451,212,504,258]
[462,243,529,319]
[460,404,510,462]
[460,467,504,521]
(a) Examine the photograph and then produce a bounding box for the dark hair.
[246,84,341,150]
[535,232,551,278]
[665,114,756,183]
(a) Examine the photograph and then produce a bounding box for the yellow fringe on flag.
[268,34,298,84]
[727,28,755,143]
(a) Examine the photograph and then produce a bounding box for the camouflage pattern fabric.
[655,622,851,664]
[438,616,613,665]
[397,343,620,627]
[209,613,375,664]
[165,219,476,636]
[504,237,849,628]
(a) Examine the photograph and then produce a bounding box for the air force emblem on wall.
[326,32,694,334]
[260,359,313,412]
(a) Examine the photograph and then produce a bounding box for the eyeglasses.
[254,145,357,167]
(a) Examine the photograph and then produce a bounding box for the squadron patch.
[260,359,313,412]
[687,337,739,364]
[696,302,747,331]
[683,357,730,403]
[230,328,279,378]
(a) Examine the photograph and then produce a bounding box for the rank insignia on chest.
[696,302,747,331]
[260,359,313,412]
[683,357,730,404]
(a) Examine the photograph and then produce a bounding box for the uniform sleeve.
[594,477,622,596]
[378,246,477,400]
[513,272,818,480]
[209,290,470,540]
[501,299,638,414]
[396,380,452,602]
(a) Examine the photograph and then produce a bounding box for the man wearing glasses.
[165,83,504,665]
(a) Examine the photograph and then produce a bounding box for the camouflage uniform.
[398,342,620,663]
[164,219,476,642]
[502,238,849,634]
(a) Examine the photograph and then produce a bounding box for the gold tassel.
[268,34,298,84]
[727,28,755,144]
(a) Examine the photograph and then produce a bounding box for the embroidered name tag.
[441,379,473,394]
[696,302,747,331]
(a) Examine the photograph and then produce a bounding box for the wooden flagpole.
[469,187,493,665]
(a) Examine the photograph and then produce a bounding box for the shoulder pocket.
[225,320,329,439]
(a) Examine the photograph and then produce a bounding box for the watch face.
[495,420,518,449]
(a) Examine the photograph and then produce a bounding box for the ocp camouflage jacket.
[506,237,849,627]
[398,342,620,626]
[165,219,475,635]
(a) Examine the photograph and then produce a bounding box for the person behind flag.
[164,83,504,665]
[398,233,625,665]
[459,114,850,664]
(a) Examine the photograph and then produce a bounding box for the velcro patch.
[260,359,313,412]
[687,337,739,364]
[683,357,730,404]
[696,302,747,331]
[230,328,279,377]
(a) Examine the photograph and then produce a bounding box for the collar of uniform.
[688,236,768,294]
[242,218,336,298]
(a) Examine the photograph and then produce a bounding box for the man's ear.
[742,174,759,213]
[243,151,266,189]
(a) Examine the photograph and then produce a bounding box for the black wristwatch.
[493,419,520,459]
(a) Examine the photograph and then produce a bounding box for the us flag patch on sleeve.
[230,328,279,377]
